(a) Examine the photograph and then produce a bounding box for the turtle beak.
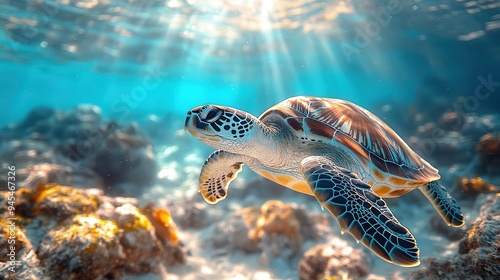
[185,109,209,132]
[185,111,222,143]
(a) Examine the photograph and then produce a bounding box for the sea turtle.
[184,96,464,267]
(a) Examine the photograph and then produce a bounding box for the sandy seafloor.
[116,119,497,280]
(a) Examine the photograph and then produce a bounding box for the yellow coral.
[142,205,179,245]
[51,214,119,254]
[239,206,261,227]
[459,177,495,194]
[477,133,500,154]
[119,206,153,232]
[32,182,100,214]
[248,200,302,250]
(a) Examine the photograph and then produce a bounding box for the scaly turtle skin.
[184,96,464,267]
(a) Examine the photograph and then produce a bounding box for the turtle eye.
[204,108,222,123]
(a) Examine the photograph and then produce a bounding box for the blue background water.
[0,0,499,125]
[1,1,500,278]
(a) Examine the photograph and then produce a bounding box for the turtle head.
[185,105,259,152]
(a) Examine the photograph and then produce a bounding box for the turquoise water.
[1,0,499,124]
[1,1,500,279]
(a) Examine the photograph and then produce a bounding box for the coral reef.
[32,183,101,218]
[411,193,500,279]
[170,200,210,229]
[1,100,499,279]
[0,183,184,279]
[249,200,303,252]
[407,114,500,166]
[0,217,47,280]
[84,125,156,187]
[37,214,123,280]
[476,133,500,175]
[212,206,260,253]
[457,177,496,197]
[398,85,500,168]
[0,105,156,193]
[298,238,372,280]
[477,133,500,156]
[439,112,464,131]
[142,205,186,265]
[0,138,97,190]
[212,200,329,265]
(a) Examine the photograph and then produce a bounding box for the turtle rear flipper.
[419,181,464,227]
[199,150,249,204]
[300,156,420,267]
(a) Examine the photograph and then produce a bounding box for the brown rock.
[0,184,185,279]
[170,200,210,229]
[477,133,500,156]
[298,238,371,280]
[142,205,186,265]
[411,193,500,279]
[476,133,500,174]
[439,112,464,131]
[212,200,331,267]
[37,214,123,280]
[32,182,100,219]
[249,200,302,252]
[113,204,163,273]
[457,177,495,197]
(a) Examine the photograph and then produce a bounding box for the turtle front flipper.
[300,156,420,267]
[199,150,250,204]
[419,181,464,227]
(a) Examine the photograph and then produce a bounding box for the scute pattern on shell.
[260,96,439,182]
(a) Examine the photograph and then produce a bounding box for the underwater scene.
[1,0,500,279]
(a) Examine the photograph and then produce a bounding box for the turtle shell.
[259,96,439,183]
